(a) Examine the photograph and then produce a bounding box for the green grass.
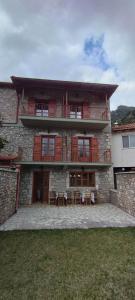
[0,228,135,300]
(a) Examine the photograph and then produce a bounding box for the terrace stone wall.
[97,168,114,203]
[19,168,33,206]
[110,172,135,217]
[0,168,17,224]
[110,189,118,206]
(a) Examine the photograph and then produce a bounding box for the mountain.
[111,105,135,124]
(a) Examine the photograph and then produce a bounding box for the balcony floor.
[20,115,109,129]
[16,161,112,167]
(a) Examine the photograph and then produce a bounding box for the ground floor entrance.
[19,166,113,206]
[32,171,49,204]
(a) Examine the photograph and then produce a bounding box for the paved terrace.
[0,204,135,230]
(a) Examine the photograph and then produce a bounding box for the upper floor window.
[70,104,82,119]
[42,136,55,156]
[36,103,48,117]
[78,138,90,158]
[122,135,135,148]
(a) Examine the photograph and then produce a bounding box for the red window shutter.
[83,101,90,119]
[55,136,62,161]
[91,137,99,162]
[49,100,56,117]
[33,136,42,161]
[71,137,78,161]
[28,98,35,115]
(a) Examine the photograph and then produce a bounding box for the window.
[42,136,55,156]
[130,135,135,147]
[36,103,48,117]
[70,172,95,187]
[78,138,90,158]
[122,135,135,148]
[70,104,82,119]
[122,136,129,148]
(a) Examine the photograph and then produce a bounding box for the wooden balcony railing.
[20,102,109,121]
[33,146,111,164]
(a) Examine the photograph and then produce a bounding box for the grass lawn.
[0,228,135,300]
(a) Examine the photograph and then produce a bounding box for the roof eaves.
[11,76,118,97]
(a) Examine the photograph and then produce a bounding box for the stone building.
[0,76,118,206]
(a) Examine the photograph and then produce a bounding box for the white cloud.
[0,0,135,109]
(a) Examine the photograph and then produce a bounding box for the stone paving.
[0,203,135,230]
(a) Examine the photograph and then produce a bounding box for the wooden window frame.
[69,103,83,119]
[35,101,49,117]
[70,171,95,187]
[42,136,55,157]
[78,137,91,159]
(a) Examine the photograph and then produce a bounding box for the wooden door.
[33,171,49,203]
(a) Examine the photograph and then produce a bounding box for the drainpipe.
[15,165,21,212]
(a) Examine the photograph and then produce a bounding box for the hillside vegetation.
[111,105,135,124]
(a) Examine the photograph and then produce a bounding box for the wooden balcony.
[19,102,109,129]
[33,148,111,163]
[18,143,112,168]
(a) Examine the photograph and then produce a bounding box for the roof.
[11,76,118,97]
[112,123,135,132]
[0,81,14,89]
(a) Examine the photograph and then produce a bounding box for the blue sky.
[84,35,111,71]
[0,0,135,109]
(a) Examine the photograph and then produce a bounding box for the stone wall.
[97,168,114,203]
[110,189,118,206]
[50,168,113,203]
[19,166,112,205]
[0,125,111,162]
[110,172,135,217]
[0,87,17,123]
[0,125,35,160]
[0,168,17,224]
[19,168,33,206]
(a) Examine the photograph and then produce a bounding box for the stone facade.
[19,168,33,205]
[0,168,17,224]
[97,168,114,203]
[110,172,135,217]
[0,87,17,123]
[18,166,113,206]
[0,125,111,162]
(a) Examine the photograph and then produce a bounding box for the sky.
[0,0,135,109]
